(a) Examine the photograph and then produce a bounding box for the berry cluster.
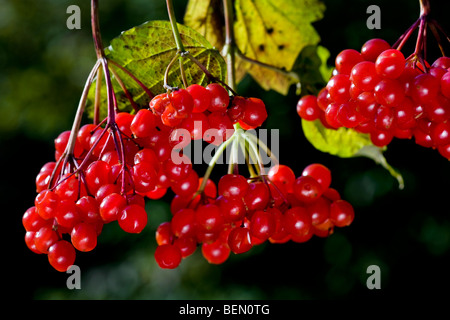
[149,83,268,146]
[154,163,354,269]
[23,82,270,272]
[297,38,450,159]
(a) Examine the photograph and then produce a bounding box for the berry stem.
[93,64,103,125]
[182,52,238,95]
[166,0,185,53]
[222,0,237,91]
[108,65,140,113]
[163,52,181,91]
[195,133,236,196]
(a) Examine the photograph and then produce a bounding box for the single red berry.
[48,240,76,272]
[297,95,321,121]
[243,182,270,211]
[335,49,364,75]
[71,222,98,252]
[218,174,249,199]
[329,199,355,227]
[241,97,268,128]
[156,222,175,246]
[34,225,60,254]
[22,206,48,232]
[171,208,197,238]
[268,164,296,193]
[195,204,224,234]
[118,204,148,233]
[375,49,405,79]
[186,84,211,113]
[155,244,182,269]
[282,206,312,237]
[130,108,157,138]
[293,175,323,203]
[174,236,197,258]
[228,227,253,254]
[249,210,276,241]
[201,239,231,264]
[99,193,127,223]
[360,38,391,62]
[206,83,230,112]
[169,88,194,118]
[301,163,332,191]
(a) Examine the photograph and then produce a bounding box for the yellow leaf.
[234,0,325,94]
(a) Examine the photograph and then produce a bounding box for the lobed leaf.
[86,20,227,120]
[184,0,326,95]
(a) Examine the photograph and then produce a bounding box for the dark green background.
[2,0,450,300]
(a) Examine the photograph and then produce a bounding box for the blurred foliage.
[3,0,450,301]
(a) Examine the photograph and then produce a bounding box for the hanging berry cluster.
[297,4,450,159]
[22,78,355,271]
[154,163,354,269]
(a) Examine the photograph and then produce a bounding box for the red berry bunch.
[149,83,268,145]
[297,38,450,159]
[154,163,354,269]
[23,82,269,272]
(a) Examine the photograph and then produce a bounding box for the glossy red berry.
[71,222,98,252]
[119,204,148,233]
[329,200,355,227]
[155,244,182,269]
[228,227,253,254]
[48,240,76,272]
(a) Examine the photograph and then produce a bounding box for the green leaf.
[292,45,333,95]
[233,0,325,95]
[302,119,404,189]
[87,20,227,119]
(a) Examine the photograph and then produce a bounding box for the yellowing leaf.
[302,119,404,189]
[184,0,225,50]
[233,0,325,95]
[86,20,226,119]
[184,0,326,95]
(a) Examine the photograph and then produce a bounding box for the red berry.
[186,84,211,113]
[375,49,405,79]
[48,240,76,272]
[218,174,249,199]
[335,49,364,75]
[22,206,48,232]
[268,164,296,193]
[71,222,98,252]
[293,175,323,203]
[206,83,230,112]
[34,225,60,254]
[360,38,391,62]
[195,204,224,234]
[283,206,312,237]
[301,163,332,191]
[169,88,194,118]
[330,200,355,227]
[249,210,276,241]
[297,95,321,121]
[228,227,253,254]
[201,239,230,264]
[119,204,148,233]
[154,244,182,269]
[130,109,157,138]
[156,222,174,246]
